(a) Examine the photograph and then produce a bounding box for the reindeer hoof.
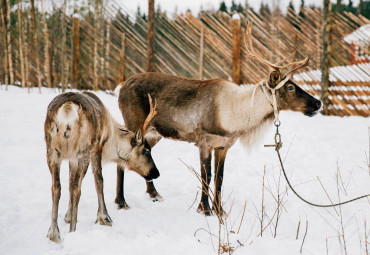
[149,192,163,202]
[197,202,213,216]
[115,197,130,210]
[212,205,226,217]
[96,214,113,226]
[64,212,71,224]
[47,227,61,243]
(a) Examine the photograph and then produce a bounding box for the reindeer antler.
[142,94,157,136]
[285,56,309,76]
[243,23,309,72]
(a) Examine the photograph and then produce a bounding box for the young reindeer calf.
[44,91,159,242]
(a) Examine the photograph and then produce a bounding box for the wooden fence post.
[198,26,204,80]
[6,0,13,87]
[41,0,51,88]
[61,0,67,92]
[147,0,155,72]
[72,17,80,89]
[1,0,8,87]
[321,0,332,115]
[94,0,99,90]
[232,14,241,85]
[119,34,126,82]
[17,0,25,88]
[30,0,42,93]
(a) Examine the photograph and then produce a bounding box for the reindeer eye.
[287,85,295,91]
[142,149,150,157]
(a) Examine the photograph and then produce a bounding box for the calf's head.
[116,128,160,181]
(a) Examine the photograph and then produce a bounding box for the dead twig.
[237,200,247,234]
[300,220,308,253]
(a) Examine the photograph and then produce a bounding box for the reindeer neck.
[101,115,125,163]
[235,83,274,133]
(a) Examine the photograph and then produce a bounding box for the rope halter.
[250,76,290,123]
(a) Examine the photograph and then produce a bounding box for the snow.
[0,85,369,255]
[344,24,370,48]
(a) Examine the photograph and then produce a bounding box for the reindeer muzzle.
[145,167,160,181]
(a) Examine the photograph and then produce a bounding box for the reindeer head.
[244,24,322,117]
[115,95,160,181]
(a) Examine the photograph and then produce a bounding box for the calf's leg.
[91,152,112,226]
[68,156,89,232]
[47,149,62,242]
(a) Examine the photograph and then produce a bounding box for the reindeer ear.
[134,129,143,144]
[268,71,281,88]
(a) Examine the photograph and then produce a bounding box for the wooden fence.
[0,1,369,116]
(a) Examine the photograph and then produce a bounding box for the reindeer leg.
[47,149,62,243]
[145,135,163,202]
[115,165,130,209]
[68,156,89,232]
[197,146,213,216]
[91,152,112,226]
[146,181,163,202]
[213,148,228,216]
[64,166,73,224]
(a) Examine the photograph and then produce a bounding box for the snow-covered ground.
[0,85,369,255]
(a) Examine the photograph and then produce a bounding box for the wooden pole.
[41,0,52,88]
[94,0,99,90]
[198,26,204,80]
[321,0,332,115]
[61,0,67,91]
[0,7,3,85]
[6,0,13,87]
[30,0,42,93]
[147,0,155,72]
[23,6,30,92]
[72,17,80,89]
[105,22,110,89]
[119,34,126,82]
[1,0,8,87]
[17,0,25,88]
[232,15,241,85]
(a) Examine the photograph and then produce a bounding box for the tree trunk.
[321,0,332,115]
[41,0,52,88]
[30,0,42,93]
[147,0,155,72]
[17,0,26,88]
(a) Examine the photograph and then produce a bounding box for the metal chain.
[265,123,370,208]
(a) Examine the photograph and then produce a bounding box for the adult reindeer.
[116,24,322,215]
[44,92,159,242]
